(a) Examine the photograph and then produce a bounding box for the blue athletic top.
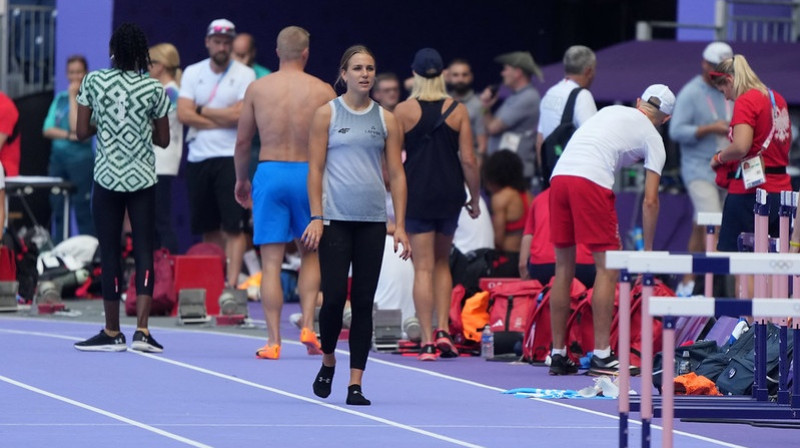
[323,97,388,222]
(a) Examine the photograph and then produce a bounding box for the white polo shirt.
[179,58,255,162]
[537,78,597,139]
[551,105,666,189]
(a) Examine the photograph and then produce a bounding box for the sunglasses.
[709,71,732,83]
[209,25,234,34]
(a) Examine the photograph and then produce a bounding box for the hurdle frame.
[608,251,800,448]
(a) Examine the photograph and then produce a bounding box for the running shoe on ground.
[256,344,280,360]
[588,354,640,376]
[435,329,459,358]
[74,330,127,352]
[418,343,437,361]
[131,330,163,353]
[301,327,323,355]
[548,354,579,375]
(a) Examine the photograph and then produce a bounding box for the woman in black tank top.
[393,48,481,360]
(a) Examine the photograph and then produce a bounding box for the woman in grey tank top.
[302,45,410,406]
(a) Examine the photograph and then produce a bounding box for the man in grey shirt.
[446,58,486,158]
[481,51,542,181]
[668,41,733,296]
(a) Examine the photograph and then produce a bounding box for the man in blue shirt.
[668,42,733,296]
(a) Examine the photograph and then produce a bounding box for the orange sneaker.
[255,344,280,360]
[300,327,323,355]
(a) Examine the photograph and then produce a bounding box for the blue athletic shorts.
[252,161,311,245]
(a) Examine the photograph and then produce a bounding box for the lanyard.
[205,62,232,106]
[705,95,731,121]
[758,89,778,154]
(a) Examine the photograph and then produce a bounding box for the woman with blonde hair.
[709,55,791,256]
[148,43,183,252]
[393,48,480,361]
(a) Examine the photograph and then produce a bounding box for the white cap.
[207,18,236,38]
[641,84,675,115]
[702,42,733,65]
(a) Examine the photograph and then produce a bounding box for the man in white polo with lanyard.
[668,42,733,297]
[178,19,255,289]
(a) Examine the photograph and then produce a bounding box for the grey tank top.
[323,97,388,222]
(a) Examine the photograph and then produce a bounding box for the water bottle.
[632,227,644,251]
[677,350,691,375]
[481,326,494,359]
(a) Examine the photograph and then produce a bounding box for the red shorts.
[549,175,621,252]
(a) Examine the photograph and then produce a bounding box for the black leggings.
[92,182,155,301]
[318,220,385,370]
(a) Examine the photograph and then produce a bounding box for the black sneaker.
[74,330,127,352]
[435,329,459,358]
[588,354,640,376]
[549,354,579,375]
[131,330,163,353]
[418,343,437,361]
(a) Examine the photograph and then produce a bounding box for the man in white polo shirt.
[178,19,256,288]
[536,45,598,184]
[547,84,674,376]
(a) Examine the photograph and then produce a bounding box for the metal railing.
[636,0,800,42]
[1,1,56,98]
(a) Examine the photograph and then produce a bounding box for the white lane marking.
[0,423,617,429]
[0,323,745,448]
[130,350,484,447]
[0,375,212,448]
[0,328,482,448]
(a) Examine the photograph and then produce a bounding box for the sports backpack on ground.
[488,279,543,333]
[125,248,176,316]
[4,227,42,301]
[521,278,587,363]
[610,278,674,367]
[539,87,583,188]
[695,323,793,396]
[564,289,594,363]
[448,284,467,342]
[460,290,491,343]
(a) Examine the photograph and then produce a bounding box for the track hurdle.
[696,212,722,298]
[608,251,800,448]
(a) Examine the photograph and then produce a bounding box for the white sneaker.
[342,307,352,329]
[676,281,695,297]
[595,376,620,399]
[289,312,302,329]
[403,317,421,342]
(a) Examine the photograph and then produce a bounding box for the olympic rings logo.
[769,260,794,271]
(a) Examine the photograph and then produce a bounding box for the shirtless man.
[233,26,336,360]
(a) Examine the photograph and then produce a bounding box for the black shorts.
[186,157,247,234]
[717,192,782,252]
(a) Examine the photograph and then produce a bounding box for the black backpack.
[540,87,583,188]
[3,227,42,301]
[449,246,496,298]
[694,323,793,396]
